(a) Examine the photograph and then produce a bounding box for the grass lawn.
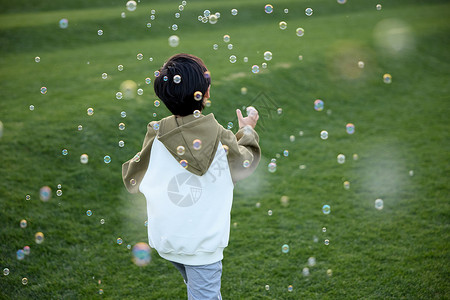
[0,0,449,298]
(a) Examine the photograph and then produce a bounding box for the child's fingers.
[236,109,245,124]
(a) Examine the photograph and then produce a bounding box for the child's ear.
[205,86,210,99]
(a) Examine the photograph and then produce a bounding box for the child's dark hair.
[154,53,211,116]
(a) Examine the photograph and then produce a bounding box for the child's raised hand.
[236,106,259,129]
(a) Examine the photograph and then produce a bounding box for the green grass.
[0,0,449,298]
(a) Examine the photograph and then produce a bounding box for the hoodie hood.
[157,113,221,176]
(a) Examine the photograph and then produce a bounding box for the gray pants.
[171,260,222,300]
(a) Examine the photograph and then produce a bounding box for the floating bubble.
[205,100,211,107]
[227,44,233,50]
[40,87,47,94]
[209,15,218,24]
[383,73,392,84]
[118,123,125,131]
[322,227,327,233]
[150,15,155,20]
[101,73,108,80]
[56,189,62,197]
[130,179,136,186]
[255,202,261,208]
[241,87,248,95]
[296,28,305,37]
[299,164,306,169]
[265,284,270,291]
[337,0,347,4]
[28,104,34,110]
[121,111,127,118]
[268,162,277,173]
[173,75,182,84]
[121,12,126,18]
[100,218,105,224]
[243,160,251,168]
[222,145,229,155]
[320,130,328,140]
[281,244,289,253]
[353,153,359,160]
[288,285,293,292]
[25,195,31,200]
[284,8,289,13]
[229,55,237,63]
[223,35,230,43]
[151,9,155,14]
[62,149,68,156]
[267,210,273,216]
[177,146,185,155]
[87,107,94,116]
[264,4,273,14]
[252,65,260,74]
[22,278,28,285]
[409,170,414,176]
[104,155,111,164]
[375,198,384,210]
[302,267,310,276]
[39,186,51,201]
[283,150,289,157]
[376,4,382,10]
[193,110,201,118]
[57,184,62,189]
[20,219,27,228]
[344,181,350,190]
[346,123,355,134]
[213,44,218,50]
[154,71,160,78]
[59,18,68,29]
[137,53,143,60]
[358,61,365,68]
[203,10,211,17]
[80,154,89,164]
[147,22,152,28]
[261,63,267,69]
[204,71,211,79]
[99,289,104,295]
[327,269,333,276]
[152,123,160,131]
[117,238,123,245]
[145,77,151,84]
[226,122,233,129]
[305,8,313,16]
[322,204,331,214]
[279,21,287,30]
[126,0,137,11]
[264,51,272,61]
[324,239,330,245]
[97,29,103,36]
[179,160,188,169]
[118,65,124,71]
[280,196,289,206]
[193,139,202,150]
[35,56,40,63]
[314,99,324,111]
[337,154,345,164]
[308,257,316,266]
[172,24,178,31]
[179,5,184,11]
[3,268,9,276]
[119,140,125,147]
[132,242,151,266]
[194,91,203,101]
[35,232,44,244]
[154,100,160,107]
[86,210,92,216]
[231,9,238,15]
[137,88,143,96]
[289,135,295,142]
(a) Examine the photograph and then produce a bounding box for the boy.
[122,53,260,299]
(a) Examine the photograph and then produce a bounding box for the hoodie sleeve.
[220,125,261,183]
[122,122,158,193]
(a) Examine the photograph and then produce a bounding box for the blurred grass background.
[0,0,449,298]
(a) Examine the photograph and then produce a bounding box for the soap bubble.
[376,4,382,10]
[241,87,247,95]
[262,62,267,69]
[178,5,184,11]
[320,130,328,140]
[101,73,107,79]
[118,64,124,71]
[40,87,47,94]
[279,21,287,30]
[264,4,273,14]
[56,189,62,196]
[97,29,103,36]
[302,267,310,276]
[168,35,180,47]
[121,12,126,18]
[290,135,295,142]
[62,149,68,156]
[322,227,327,233]
[243,160,251,168]
[173,75,181,84]
[346,123,355,134]
[305,8,313,16]
[40,186,51,201]
[203,10,211,17]
[296,28,305,37]
[343,181,350,190]
[288,285,293,292]
[229,55,237,63]
[137,88,143,96]
[147,22,152,28]
[358,61,365,68]
[117,238,123,245]
[80,154,89,164]
[119,140,124,147]
[267,210,273,216]
[154,100,160,107]
[29,105,35,111]
[78,125,83,131]
[104,155,111,164]
[308,257,316,266]
[145,78,151,84]
[121,111,127,118]
[172,24,178,31]
[20,219,27,228]
[22,278,28,285]
[119,123,125,131]
[327,269,333,276]
[87,107,94,115]
[86,210,92,216]
[35,232,44,244]
[130,179,136,186]
[177,146,185,155]
[314,99,324,111]
[353,153,359,160]
[100,219,105,224]
[223,35,230,42]
[35,56,40,63]
[3,268,9,276]
[268,162,277,173]
[192,110,200,118]
[322,204,331,214]
[251,65,260,74]
[25,195,31,200]
[281,244,289,253]
[337,0,347,4]
[17,249,25,260]
[227,44,233,50]
[231,9,238,15]
[115,92,123,100]
[137,53,143,60]
[59,18,68,29]
[132,242,151,266]
[337,154,345,164]
[283,150,289,157]
[383,73,392,84]
[265,285,270,291]
[324,239,330,245]
[150,15,155,20]
[284,8,289,13]
[194,91,203,101]
[180,160,188,169]
[409,170,414,176]
[193,139,202,150]
[126,0,137,11]
[209,15,218,24]
[205,100,211,107]
[263,51,272,61]
[375,198,384,210]
[227,122,233,129]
